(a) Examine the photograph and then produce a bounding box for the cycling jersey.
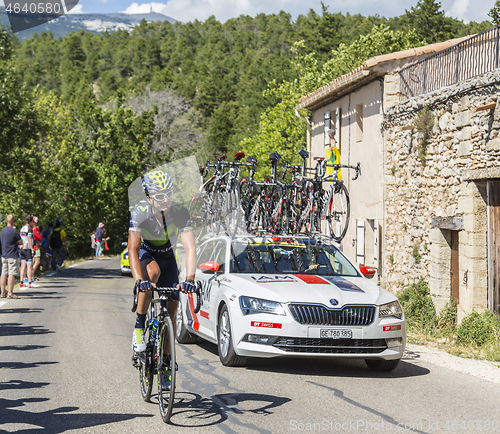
[129,202,192,258]
[20,224,33,250]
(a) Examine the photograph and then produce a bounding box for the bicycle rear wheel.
[325,182,350,242]
[158,315,176,423]
[139,312,154,401]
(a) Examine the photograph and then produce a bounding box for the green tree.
[489,1,500,25]
[240,26,425,176]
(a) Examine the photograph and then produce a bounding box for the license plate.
[320,329,352,339]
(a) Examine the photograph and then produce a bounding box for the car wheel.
[365,358,400,372]
[217,305,246,367]
[176,299,197,344]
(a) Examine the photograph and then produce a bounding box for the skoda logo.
[329,298,339,306]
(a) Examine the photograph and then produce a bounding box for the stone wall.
[383,70,500,315]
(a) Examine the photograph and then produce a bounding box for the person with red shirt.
[31,216,43,287]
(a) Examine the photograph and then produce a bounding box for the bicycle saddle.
[234,152,245,161]
[246,156,257,164]
[298,149,309,159]
[216,154,227,160]
[269,152,282,162]
[313,157,325,161]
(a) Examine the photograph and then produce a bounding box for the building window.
[356,103,363,142]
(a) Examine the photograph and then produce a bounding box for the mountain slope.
[1,11,177,39]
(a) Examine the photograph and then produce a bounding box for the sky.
[0,0,495,24]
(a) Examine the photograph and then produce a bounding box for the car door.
[205,239,227,337]
[194,239,220,340]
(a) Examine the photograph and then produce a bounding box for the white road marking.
[0,301,7,308]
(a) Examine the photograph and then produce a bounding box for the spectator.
[19,215,35,288]
[50,218,68,271]
[41,223,53,271]
[95,222,104,257]
[91,230,96,258]
[1,215,23,299]
[31,216,42,287]
[102,227,111,256]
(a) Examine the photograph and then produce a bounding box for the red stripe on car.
[188,294,200,331]
[293,274,331,284]
[199,310,209,319]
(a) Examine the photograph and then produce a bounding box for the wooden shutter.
[356,219,365,265]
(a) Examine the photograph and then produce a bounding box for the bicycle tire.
[139,311,154,402]
[158,315,176,423]
[188,192,207,242]
[325,182,350,242]
[224,181,241,238]
[213,190,223,236]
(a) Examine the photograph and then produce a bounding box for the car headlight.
[379,300,403,319]
[239,296,286,316]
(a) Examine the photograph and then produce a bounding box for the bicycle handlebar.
[324,162,361,180]
[132,281,203,314]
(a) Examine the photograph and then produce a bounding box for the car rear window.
[230,238,359,277]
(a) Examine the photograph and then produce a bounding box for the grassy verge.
[398,278,500,363]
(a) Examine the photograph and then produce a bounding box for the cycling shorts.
[20,249,33,263]
[139,248,180,300]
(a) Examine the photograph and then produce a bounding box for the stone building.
[295,28,500,319]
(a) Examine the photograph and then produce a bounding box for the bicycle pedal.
[131,354,141,369]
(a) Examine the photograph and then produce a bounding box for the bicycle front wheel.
[325,182,350,242]
[139,311,154,401]
[157,315,176,423]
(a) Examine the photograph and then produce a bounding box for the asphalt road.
[2,257,500,434]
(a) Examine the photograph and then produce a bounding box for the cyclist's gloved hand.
[138,280,153,292]
[179,281,196,294]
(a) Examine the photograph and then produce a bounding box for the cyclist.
[128,170,196,379]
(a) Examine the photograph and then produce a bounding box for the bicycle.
[189,153,248,241]
[131,281,202,423]
[314,160,361,242]
[189,154,228,242]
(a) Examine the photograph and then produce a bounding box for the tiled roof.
[296,35,471,110]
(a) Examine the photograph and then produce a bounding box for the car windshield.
[230,238,360,277]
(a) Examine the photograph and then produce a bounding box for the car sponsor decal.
[383,325,402,332]
[199,310,209,319]
[293,274,331,284]
[251,321,282,329]
[322,277,365,292]
[251,275,297,283]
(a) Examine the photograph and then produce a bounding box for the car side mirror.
[200,261,220,274]
[360,266,376,279]
[121,242,128,247]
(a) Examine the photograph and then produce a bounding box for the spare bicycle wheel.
[325,182,350,242]
[224,181,242,238]
[158,315,177,423]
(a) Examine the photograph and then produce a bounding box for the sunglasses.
[151,191,174,201]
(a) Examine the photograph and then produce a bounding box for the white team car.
[177,234,406,371]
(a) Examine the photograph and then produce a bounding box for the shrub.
[436,298,457,335]
[455,311,500,347]
[397,278,436,332]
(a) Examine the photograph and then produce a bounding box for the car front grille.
[288,304,376,326]
[273,337,387,354]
